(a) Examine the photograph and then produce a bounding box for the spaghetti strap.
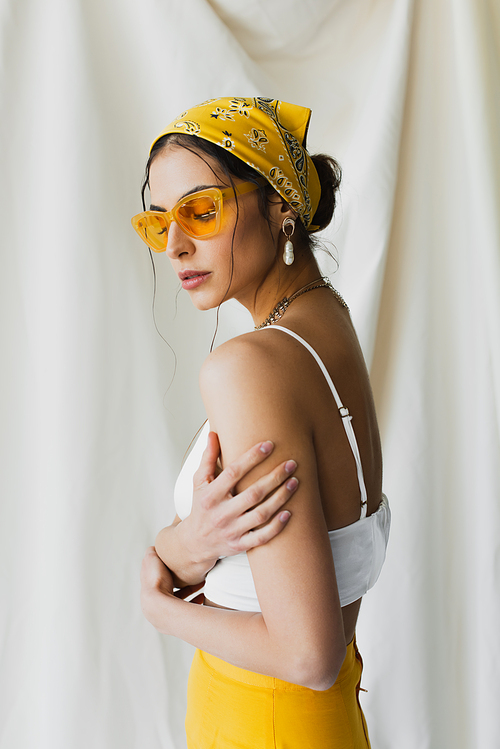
[258,324,368,519]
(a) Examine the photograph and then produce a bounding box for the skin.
[154,435,299,589]
[140,145,383,690]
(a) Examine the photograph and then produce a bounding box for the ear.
[267,194,298,228]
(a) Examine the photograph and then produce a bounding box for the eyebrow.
[149,184,222,211]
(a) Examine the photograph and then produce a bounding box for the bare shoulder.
[200,330,293,396]
[199,330,314,458]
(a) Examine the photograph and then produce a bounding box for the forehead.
[148,146,225,207]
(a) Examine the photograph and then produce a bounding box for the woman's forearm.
[142,590,297,684]
[154,522,217,588]
[142,588,341,691]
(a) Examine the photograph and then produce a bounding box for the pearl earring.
[282,217,295,265]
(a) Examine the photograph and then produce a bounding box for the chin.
[188,289,230,312]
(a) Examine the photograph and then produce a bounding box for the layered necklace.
[254,277,349,330]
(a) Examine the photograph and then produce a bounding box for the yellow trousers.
[185,638,371,748]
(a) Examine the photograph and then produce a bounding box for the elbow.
[289,641,347,692]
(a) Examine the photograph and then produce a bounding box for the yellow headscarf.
[151,97,321,231]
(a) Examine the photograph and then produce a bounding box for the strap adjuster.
[339,407,350,418]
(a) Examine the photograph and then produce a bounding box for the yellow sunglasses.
[131,180,264,252]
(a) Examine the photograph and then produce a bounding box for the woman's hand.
[153,432,298,588]
[140,547,204,633]
[141,546,175,598]
[176,431,298,566]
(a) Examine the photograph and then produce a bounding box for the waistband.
[198,637,360,692]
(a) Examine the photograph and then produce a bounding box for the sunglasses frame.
[131,179,265,252]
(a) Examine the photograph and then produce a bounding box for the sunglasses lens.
[176,195,218,237]
[132,191,222,250]
[134,214,168,251]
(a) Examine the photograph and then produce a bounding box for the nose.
[166,221,195,260]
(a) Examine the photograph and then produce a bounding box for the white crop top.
[174,325,390,610]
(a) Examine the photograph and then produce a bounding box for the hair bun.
[309,154,342,232]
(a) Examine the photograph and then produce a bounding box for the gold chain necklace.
[254,277,349,330]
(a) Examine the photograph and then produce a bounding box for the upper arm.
[200,337,346,685]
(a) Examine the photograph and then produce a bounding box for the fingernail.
[286,477,298,491]
[285,460,296,473]
[260,441,274,454]
[279,511,291,523]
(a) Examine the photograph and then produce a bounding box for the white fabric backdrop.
[1,0,499,747]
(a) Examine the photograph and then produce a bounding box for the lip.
[178,270,212,290]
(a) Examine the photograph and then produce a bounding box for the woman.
[135,97,390,748]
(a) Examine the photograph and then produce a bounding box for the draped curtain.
[1,1,499,747]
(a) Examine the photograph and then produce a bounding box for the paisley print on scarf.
[210,107,235,121]
[228,98,253,118]
[218,131,236,150]
[245,128,269,151]
[173,120,201,135]
[151,97,321,229]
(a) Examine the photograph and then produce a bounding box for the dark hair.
[141,133,342,257]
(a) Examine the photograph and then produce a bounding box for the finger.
[235,476,298,537]
[230,459,297,517]
[174,581,205,600]
[238,508,293,551]
[209,440,275,497]
[193,431,221,487]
